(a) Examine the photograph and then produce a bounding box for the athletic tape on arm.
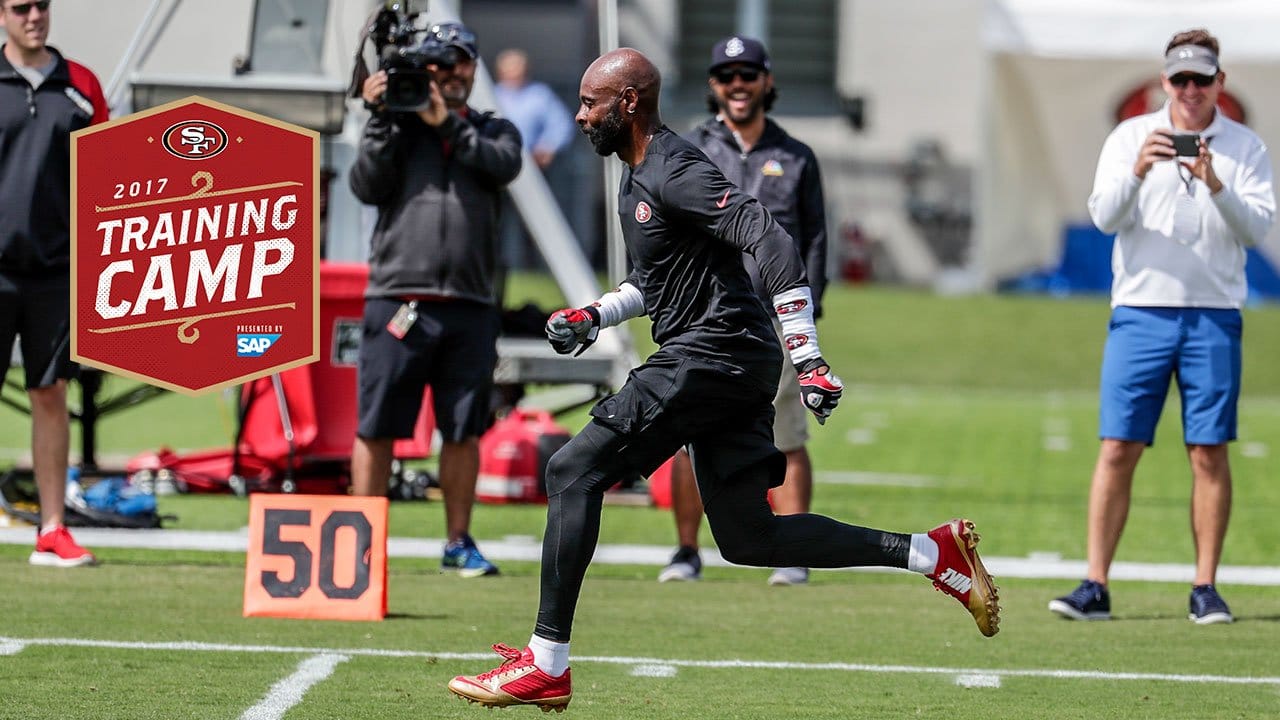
[592,282,645,328]
[772,286,822,368]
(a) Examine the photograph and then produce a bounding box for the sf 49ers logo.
[635,201,652,223]
[161,120,229,160]
[775,299,808,315]
[785,333,809,350]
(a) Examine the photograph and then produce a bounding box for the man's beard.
[717,92,763,124]
[585,105,627,157]
[439,79,469,108]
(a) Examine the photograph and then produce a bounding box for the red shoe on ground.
[448,644,571,712]
[926,519,1000,637]
[29,527,96,568]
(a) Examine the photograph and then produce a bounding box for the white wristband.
[772,286,822,368]
[591,282,645,328]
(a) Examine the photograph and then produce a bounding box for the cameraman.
[350,21,522,577]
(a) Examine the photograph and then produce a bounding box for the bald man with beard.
[447,49,1001,711]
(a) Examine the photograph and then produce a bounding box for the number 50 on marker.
[243,494,389,621]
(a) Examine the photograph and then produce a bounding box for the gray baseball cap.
[1165,44,1218,76]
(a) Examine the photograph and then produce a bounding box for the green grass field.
[3,282,1280,719]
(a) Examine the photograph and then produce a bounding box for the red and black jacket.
[0,45,108,276]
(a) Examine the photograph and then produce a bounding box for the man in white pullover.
[1049,28,1275,625]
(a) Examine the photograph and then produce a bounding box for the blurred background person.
[659,36,829,587]
[350,20,521,578]
[1049,28,1275,625]
[493,47,576,271]
[1,0,107,567]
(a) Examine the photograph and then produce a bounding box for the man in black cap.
[351,21,521,577]
[658,35,829,587]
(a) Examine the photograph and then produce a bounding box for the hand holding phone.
[1167,132,1202,157]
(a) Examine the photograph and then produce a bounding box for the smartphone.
[1169,132,1201,157]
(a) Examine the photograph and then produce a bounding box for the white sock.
[39,524,63,537]
[528,634,569,677]
[907,533,939,574]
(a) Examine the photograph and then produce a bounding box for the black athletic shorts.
[356,296,499,442]
[0,271,76,389]
[586,346,781,496]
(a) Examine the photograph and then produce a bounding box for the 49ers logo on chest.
[71,97,319,394]
[634,201,652,223]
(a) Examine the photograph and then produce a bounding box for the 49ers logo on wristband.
[775,299,808,315]
[635,201,652,223]
[785,333,810,350]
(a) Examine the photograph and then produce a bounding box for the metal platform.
[494,338,616,387]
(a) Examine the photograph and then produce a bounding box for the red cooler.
[476,410,571,503]
[238,261,433,470]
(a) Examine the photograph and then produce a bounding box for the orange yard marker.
[243,494,388,621]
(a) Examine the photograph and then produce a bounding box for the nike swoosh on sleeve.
[715,189,731,208]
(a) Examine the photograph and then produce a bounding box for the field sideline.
[4,284,1280,719]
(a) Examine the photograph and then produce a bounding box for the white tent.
[973,0,1280,287]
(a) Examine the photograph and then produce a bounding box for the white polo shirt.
[1087,103,1276,309]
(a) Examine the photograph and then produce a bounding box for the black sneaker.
[1188,584,1233,625]
[1048,579,1111,620]
[658,545,702,582]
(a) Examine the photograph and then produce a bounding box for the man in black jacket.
[1,0,107,567]
[350,21,521,577]
[660,36,829,587]
[447,48,999,712]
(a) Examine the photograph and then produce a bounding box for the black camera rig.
[368,1,472,112]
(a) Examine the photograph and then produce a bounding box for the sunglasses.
[1168,73,1216,88]
[6,0,50,14]
[712,68,762,84]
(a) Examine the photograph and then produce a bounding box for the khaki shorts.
[771,317,810,452]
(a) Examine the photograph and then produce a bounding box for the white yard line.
[4,527,1280,585]
[240,653,348,720]
[1,635,1277,687]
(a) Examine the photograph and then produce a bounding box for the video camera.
[368,2,477,112]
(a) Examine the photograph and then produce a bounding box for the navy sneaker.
[1188,584,1233,625]
[658,545,702,582]
[1048,579,1111,620]
[441,534,499,578]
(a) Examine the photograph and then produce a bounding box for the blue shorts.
[1099,306,1241,445]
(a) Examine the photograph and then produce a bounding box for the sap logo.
[237,334,281,357]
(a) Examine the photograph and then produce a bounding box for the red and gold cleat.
[926,519,1000,637]
[448,644,571,712]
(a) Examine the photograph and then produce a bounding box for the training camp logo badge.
[161,120,230,160]
[635,201,652,223]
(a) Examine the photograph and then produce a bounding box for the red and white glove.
[545,306,601,356]
[796,356,843,425]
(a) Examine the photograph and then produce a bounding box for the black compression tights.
[533,422,912,642]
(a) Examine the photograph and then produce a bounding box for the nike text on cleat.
[448,644,571,711]
[925,518,1000,637]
